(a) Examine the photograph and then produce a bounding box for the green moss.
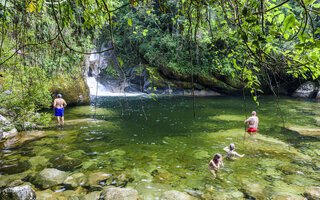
[50,73,90,105]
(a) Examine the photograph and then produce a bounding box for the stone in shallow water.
[100,187,139,200]
[33,168,68,189]
[0,185,36,200]
[86,172,112,186]
[63,173,87,188]
[0,160,31,175]
[83,191,101,200]
[105,173,134,187]
[270,194,307,200]
[192,150,210,160]
[241,180,267,200]
[304,186,320,200]
[160,190,196,200]
[29,156,49,171]
[49,154,82,171]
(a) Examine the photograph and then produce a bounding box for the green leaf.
[118,57,123,67]
[283,14,295,31]
[284,32,290,39]
[304,0,316,5]
[128,18,132,27]
[313,3,320,8]
[278,14,285,24]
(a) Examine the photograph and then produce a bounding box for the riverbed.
[0,96,319,199]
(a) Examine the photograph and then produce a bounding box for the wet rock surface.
[100,187,139,200]
[49,154,82,171]
[33,168,68,189]
[0,185,36,200]
[160,190,196,200]
[304,186,320,200]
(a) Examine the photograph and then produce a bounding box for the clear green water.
[1,96,320,199]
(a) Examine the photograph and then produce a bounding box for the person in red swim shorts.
[244,111,259,136]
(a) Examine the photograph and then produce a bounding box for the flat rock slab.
[286,126,320,136]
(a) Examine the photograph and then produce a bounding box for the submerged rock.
[105,173,134,187]
[242,181,267,200]
[304,186,320,200]
[83,191,101,200]
[100,187,139,200]
[160,190,196,200]
[86,172,112,186]
[33,168,68,189]
[0,185,36,200]
[270,194,307,200]
[49,154,82,171]
[63,173,87,188]
[0,160,31,175]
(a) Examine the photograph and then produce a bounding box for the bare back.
[53,98,67,109]
[246,116,259,128]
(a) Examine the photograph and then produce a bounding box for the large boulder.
[0,185,36,200]
[50,73,90,105]
[160,190,196,200]
[33,168,68,189]
[100,187,139,200]
[0,114,17,140]
[292,81,317,98]
[304,186,320,200]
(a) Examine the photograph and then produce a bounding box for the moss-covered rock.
[50,73,90,105]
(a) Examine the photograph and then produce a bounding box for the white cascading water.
[86,76,146,97]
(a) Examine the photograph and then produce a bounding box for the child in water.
[208,153,224,178]
[223,143,245,160]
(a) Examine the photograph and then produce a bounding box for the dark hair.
[229,143,235,150]
[57,94,62,98]
[213,153,222,161]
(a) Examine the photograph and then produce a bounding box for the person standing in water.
[223,143,245,160]
[244,111,259,135]
[208,153,224,178]
[53,94,67,126]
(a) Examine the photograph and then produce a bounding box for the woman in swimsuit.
[208,153,224,178]
[223,143,245,160]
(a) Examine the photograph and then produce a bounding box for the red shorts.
[246,128,257,132]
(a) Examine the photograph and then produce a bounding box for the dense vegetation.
[0,0,320,128]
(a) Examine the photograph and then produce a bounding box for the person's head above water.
[213,153,222,161]
[57,94,62,98]
[252,111,256,116]
[229,143,235,151]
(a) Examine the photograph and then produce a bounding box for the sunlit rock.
[83,191,101,200]
[304,186,320,200]
[134,182,171,200]
[286,126,320,136]
[270,194,307,200]
[63,173,87,188]
[242,180,267,200]
[100,187,139,200]
[86,172,112,186]
[33,168,68,189]
[292,81,316,98]
[160,190,196,200]
[0,185,36,200]
[105,173,134,187]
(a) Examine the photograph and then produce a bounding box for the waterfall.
[85,42,147,97]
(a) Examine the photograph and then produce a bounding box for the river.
[0,95,319,199]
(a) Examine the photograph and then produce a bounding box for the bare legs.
[56,116,64,126]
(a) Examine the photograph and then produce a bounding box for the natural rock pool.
[0,96,319,199]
